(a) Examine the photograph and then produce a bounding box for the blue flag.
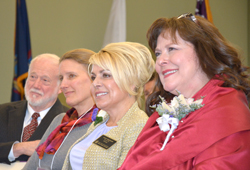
[11,0,32,101]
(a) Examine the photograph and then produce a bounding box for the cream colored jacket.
[62,102,148,170]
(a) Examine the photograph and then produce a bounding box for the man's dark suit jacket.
[0,99,68,164]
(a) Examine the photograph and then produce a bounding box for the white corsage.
[92,109,107,126]
[152,93,204,150]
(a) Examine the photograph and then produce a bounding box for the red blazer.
[119,79,250,170]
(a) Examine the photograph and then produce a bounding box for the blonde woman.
[62,42,155,170]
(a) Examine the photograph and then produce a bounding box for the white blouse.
[69,120,116,170]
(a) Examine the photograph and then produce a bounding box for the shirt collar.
[27,103,52,120]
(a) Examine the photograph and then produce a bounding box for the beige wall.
[0,0,248,105]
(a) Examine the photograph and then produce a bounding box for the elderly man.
[0,54,68,164]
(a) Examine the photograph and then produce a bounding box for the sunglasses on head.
[177,13,197,24]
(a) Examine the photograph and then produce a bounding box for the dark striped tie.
[22,112,40,142]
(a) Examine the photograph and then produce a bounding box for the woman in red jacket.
[119,13,250,170]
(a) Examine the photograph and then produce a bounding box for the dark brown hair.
[146,15,250,105]
[145,73,175,116]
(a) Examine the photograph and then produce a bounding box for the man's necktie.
[22,112,40,142]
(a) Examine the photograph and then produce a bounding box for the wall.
[0,0,248,105]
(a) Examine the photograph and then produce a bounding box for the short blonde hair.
[89,42,155,107]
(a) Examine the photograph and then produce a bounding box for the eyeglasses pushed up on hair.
[177,13,197,24]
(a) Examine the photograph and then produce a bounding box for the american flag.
[195,0,213,23]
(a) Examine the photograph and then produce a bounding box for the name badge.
[93,135,117,149]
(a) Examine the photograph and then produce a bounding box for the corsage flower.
[152,93,204,150]
[91,108,107,126]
